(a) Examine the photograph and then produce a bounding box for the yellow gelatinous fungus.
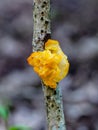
[27,39,69,88]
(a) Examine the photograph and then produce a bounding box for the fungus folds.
[27,39,69,88]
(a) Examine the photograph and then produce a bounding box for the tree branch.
[33,0,66,129]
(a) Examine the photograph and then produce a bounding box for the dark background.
[0,0,98,129]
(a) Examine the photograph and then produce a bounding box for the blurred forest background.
[0,0,98,130]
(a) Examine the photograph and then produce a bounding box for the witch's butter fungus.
[27,39,69,89]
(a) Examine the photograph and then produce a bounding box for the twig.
[33,0,66,129]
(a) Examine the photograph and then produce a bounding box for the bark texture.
[43,84,66,130]
[33,0,51,52]
[33,0,66,129]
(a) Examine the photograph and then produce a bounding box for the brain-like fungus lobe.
[27,39,69,88]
